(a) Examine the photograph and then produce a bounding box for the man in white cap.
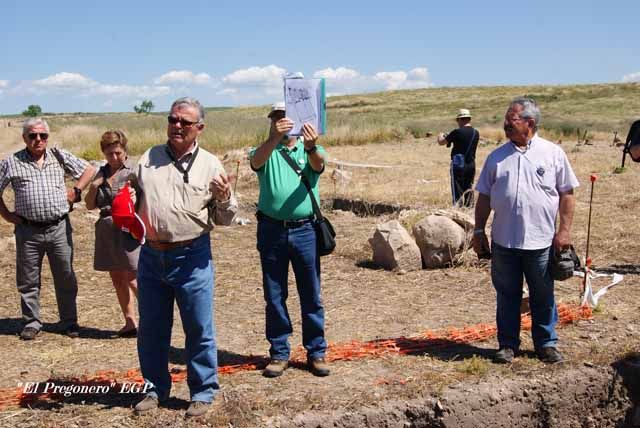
[438,108,480,207]
[249,102,330,379]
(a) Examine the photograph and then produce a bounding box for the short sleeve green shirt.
[249,138,326,221]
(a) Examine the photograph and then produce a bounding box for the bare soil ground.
[0,136,639,427]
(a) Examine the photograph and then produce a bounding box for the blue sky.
[0,0,638,114]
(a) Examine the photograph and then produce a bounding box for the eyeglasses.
[167,115,200,128]
[505,116,529,123]
[27,133,49,140]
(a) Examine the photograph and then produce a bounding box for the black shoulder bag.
[278,149,336,256]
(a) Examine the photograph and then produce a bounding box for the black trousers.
[451,161,476,207]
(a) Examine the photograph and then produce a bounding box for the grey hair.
[509,97,541,130]
[170,97,205,122]
[22,118,50,135]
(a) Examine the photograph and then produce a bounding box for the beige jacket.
[132,143,237,242]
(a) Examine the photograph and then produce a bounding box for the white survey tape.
[573,269,624,307]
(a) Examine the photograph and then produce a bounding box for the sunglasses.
[167,115,200,128]
[28,133,49,140]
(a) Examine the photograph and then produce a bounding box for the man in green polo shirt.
[249,102,329,378]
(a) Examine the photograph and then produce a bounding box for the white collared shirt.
[475,134,579,250]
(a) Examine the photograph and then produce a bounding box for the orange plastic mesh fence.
[0,303,591,409]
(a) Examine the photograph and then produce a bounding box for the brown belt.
[145,239,195,251]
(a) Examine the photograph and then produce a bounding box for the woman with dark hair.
[85,130,139,337]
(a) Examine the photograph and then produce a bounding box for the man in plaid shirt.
[0,118,95,340]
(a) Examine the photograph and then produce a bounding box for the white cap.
[456,108,472,119]
[267,102,285,118]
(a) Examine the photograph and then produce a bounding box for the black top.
[445,126,479,163]
[626,120,640,146]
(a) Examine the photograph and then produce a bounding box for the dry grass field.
[0,83,639,427]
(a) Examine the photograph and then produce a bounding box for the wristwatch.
[73,187,82,203]
[304,145,318,154]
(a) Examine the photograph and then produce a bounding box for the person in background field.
[130,97,237,418]
[438,108,480,207]
[249,102,330,379]
[0,118,96,340]
[85,130,139,338]
[625,119,640,161]
[473,97,579,364]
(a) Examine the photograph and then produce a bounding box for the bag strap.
[461,128,477,162]
[51,147,74,176]
[165,145,199,183]
[278,148,324,221]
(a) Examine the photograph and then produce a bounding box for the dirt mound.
[277,363,640,428]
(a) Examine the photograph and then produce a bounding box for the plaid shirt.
[0,148,88,222]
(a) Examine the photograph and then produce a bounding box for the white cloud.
[0,80,8,88]
[313,67,360,80]
[12,72,171,99]
[217,88,238,95]
[154,70,212,85]
[215,65,434,102]
[88,84,171,98]
[622,72,640,83]
[222,65,286,87]
[34,72,97,89]
[374,67,433,90]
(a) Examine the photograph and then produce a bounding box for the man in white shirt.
[473,97,579,364]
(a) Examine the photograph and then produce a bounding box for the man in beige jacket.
[130,97,237,418]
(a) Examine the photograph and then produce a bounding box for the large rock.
[433,209,474,231]
[412,215,466,268]
[369,220,422,272]
[433,208,475,243]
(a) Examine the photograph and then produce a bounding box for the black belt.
[256,211,314,229]
[19,214,68,228]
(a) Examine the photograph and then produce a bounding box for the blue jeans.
[137,234,219,403]
[257,219,326,360]
[491,242,558,351]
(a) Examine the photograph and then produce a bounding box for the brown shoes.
[185,401,211,418]
[494,347,515,364]
[263,357,330,377]
[536,347,564,364]
[20,327,40,340]
[263,359,289,378]
[134,395,159,415]
[308,357,330,377]
[63,323,80,338]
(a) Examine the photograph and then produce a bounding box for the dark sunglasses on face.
[28,133,49,140]
[167,115,200,128]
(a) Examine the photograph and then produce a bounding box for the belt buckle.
[283,219,295,228]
